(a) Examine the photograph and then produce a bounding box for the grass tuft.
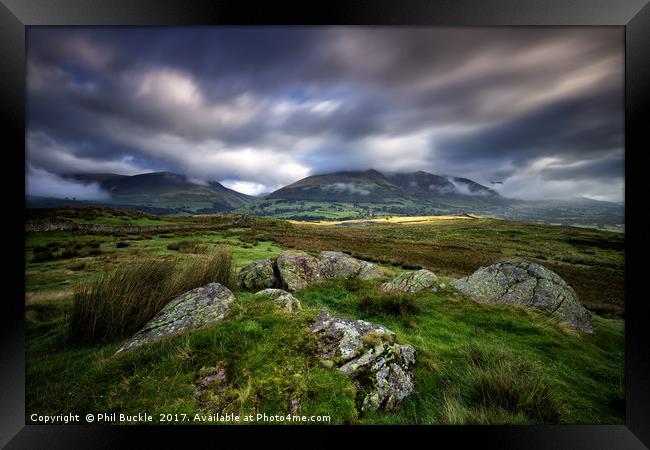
[441,344,562,424]
[69,252,235,343]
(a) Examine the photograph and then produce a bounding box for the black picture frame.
[2,0,648,448]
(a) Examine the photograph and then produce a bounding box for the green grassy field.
[25,207,625,424]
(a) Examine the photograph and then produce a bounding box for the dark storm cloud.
[434,86,624,166]
[26,26,624,200]
[540,154,624,181]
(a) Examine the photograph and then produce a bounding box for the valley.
[27,169,624,230]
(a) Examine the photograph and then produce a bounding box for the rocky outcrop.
[380,269,438,293]
[238,259,279,291]
[240,251,385,293]
[255,288,302,313]
[309,310,416,412]
[453,258,593,332]
[318,251,384,280]
[115,283,235,353]
[276,251,323,291]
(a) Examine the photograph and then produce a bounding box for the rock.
[255,288,302,313]
[318,251,384,280]
[453,258,593,332]
[194,364,240,413]
[380,269,438,293]
[290,398,300,415]
[310,310,416,412]
[195,366,228,399]
[238,259,279,291]
[115,283,235,353]
[276,250,323,291]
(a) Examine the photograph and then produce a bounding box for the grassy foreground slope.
[25,208,625,424]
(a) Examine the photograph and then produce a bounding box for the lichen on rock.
[380,269,438,293]
[276,250,323,291]
[318,251,384,281]
[255,288,302,313]
[453,257,593,332]
[238,259,279,291]
[115,283,235,354]
[309,310,416,412]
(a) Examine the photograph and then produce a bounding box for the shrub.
[116,241,130,248]
[357,291,424,316]
[32,250,56,263]
[68,261,87,271]
[167,240,208,254]
[69,252,235,343]
[60,247,79,259]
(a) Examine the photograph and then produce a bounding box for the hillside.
[26,169,624,229]
[29,172,255,215]
[239,170,623,229]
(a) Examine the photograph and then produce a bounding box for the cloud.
[221,180,269,196]
[325,183,371,195]
[26,27,624,202]
[493,156,624,202]
[26,165,110,200]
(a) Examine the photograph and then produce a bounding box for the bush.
[32,250,56,263]
[357,291,424,316]
[167,240,208,254]
[60,248,79,259]
[69,252,235,343]
[68,261,87,271]
[116,241,130,248]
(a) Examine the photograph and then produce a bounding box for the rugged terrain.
[25,207,624,424]
[28,169,624,229]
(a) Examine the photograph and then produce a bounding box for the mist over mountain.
[265,169,498,202]
[28,171,254,215]
[245,169,623,229]
[26,168,623,230]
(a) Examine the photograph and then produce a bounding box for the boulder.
[380,269,438,293]
[453,258,593,332]
[310,310,416,412]
[238,259,279,291]
[318,251,384,280]
[255,288,302,313]
[276,250,322,291]
[115,283,235,353]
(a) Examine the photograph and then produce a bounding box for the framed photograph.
[2,0,649,448]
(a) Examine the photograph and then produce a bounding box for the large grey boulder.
[453,258,593,332]
[380,269,438,293]
[276,250,323,291]
[318,251,384,280]
[115,283,235,353]
[255,288,302,313]
[310,310,416,412]
[238,259,279,291]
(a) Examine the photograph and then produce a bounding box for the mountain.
[385,171,499,197]
[266,169,409,202]
[239,169,624,229]
[265,169,497,202]
[26,169,624,229]
[28,172,255,215]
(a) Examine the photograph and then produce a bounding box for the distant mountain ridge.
[241,169,623,229]
[57,171,255,214]
[26,169,624,229]
[266,169,498,202]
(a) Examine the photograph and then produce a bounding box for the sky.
[26,26,624,202]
